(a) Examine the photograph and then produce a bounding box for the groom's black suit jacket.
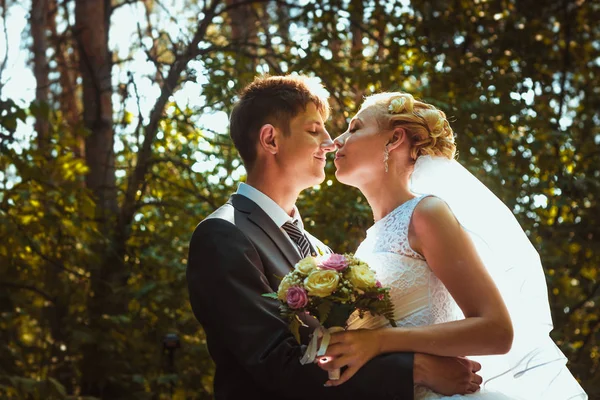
[187,194,414,399]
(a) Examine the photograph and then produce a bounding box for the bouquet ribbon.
[299,326,345,380]
[299,326,330,365]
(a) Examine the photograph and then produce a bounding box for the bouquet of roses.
[263,253,396,379]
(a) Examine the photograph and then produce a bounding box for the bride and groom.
[186,75,587,399]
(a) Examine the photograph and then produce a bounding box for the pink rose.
[318,254,349,271]
[376,280,384,300]
[286,286,308,309]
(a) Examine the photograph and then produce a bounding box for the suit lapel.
[231,195,301,268]
[231,195,322,340]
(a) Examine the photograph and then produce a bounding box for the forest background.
[0,0,598,398]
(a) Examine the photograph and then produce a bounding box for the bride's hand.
[317,329,381,386]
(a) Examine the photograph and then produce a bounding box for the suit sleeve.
[187,218,415,399]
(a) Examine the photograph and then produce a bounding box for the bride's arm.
[320,196,513,385]
[376,195,514,356]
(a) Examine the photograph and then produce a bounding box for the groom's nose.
[320,138,335,153]
[320,131,335,153]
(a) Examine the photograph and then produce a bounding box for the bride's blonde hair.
[358,92,456,160]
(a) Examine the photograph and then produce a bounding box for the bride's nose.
[334,133,347,149]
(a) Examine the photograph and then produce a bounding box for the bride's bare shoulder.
[410,196,461,250]
[412,196,456,225]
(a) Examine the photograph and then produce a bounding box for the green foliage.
[0,99,27,147]
[316,300,333,326]
[354,290,397,329]
[322,303,353,329]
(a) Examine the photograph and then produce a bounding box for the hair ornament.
[388,97,406,114]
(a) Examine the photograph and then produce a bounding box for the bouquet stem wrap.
[299,325,345,380]
[324,326,344,380]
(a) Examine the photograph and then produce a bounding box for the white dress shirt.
[236,183,306,249]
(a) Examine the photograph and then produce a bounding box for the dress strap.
[395,195,431,260]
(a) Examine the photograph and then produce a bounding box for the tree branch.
[147,171,218,211]
[0,281,56,303]
[119,0,221,232]
[133,199,184,212]
[568,280,600,317]
[7,214,89,279]
[215,0,302,16]
[145,154,218,209]
[111,0,140,12]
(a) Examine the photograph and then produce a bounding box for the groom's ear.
[387,127,406,151]
[258,124,278,155]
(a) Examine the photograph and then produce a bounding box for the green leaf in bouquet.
[381,291,397,327]
[316,300,332,325]
[323,303,354,328]
[262,292,278,300]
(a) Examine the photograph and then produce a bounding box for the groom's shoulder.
[202,201,236,224]
[189,203,248,252]
[193,202,238,236]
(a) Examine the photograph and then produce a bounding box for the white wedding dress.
[347,195,588,400]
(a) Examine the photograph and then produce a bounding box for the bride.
[318,92,587,400]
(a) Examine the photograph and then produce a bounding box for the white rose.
[347,263,377,289]
[304,270,340,298]
[277,275,294,301]
[295,256,318,275]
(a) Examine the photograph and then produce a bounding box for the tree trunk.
[75,0,115,208]
[31,0,50,151]
[74,0,121,397]
[374,2,387,61]
[49,0,84,160]
[225,0,257,77]
[276,2,289,46]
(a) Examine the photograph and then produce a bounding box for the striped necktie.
[282,221,312,258]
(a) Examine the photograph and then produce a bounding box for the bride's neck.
[360,175,414,222]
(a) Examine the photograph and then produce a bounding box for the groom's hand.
[413,353,482,395]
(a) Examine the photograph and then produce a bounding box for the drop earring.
[383,146,389,173]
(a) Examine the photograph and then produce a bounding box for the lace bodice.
[349,195,462,330]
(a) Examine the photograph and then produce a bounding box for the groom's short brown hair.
[229,75,330,171]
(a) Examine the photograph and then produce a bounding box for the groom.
[187,75,483,399]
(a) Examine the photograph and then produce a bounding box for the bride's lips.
[334,153,345,161]
[314,155,326,163]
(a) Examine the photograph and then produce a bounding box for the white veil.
[410,155,568,382]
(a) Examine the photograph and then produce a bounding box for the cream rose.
[304,270,340,298]
[295,256,318,275]
[277,275,294,301]
[347,263,377,289]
